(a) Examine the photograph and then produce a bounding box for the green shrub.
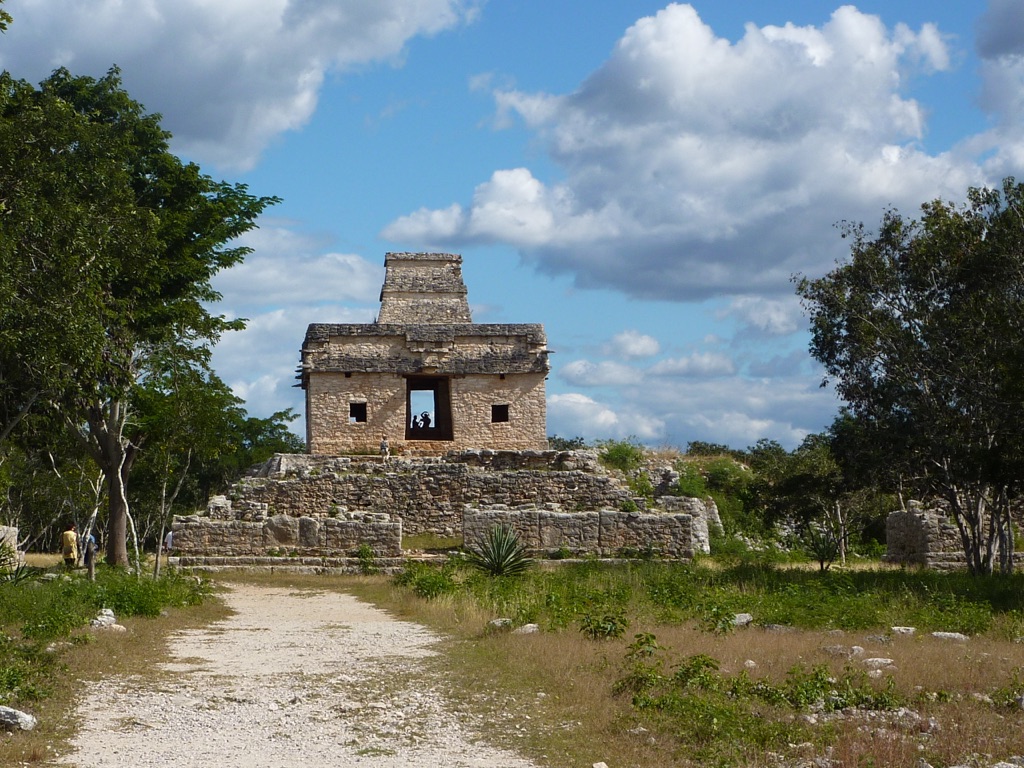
[393,561,459,599]
[0,568,210,709]
[579,611,629,640]
[704,457,749,496]
[626,472,654,500]
[802,524,840,571]
[355,543,378,575]
[597,438,645,472]
[465,525,533,578]
[672,462,708,497]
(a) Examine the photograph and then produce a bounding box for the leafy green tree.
[0,68,278,565]
[548,434,588,451]
[0,73,131,445]
[686,441,746,462]
[597,437,646,472]
[796,179,1024,574]
[130,354,303,554]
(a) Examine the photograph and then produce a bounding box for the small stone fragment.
[931,631,969,642]
[0,706,37,731]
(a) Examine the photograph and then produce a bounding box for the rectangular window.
[491,404,510,423]
[349,402,367,423]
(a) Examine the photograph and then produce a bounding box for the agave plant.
[466,524,533,577]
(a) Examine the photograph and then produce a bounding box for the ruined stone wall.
[661,495,719,555]
[377,252,472,324]
[464,507,695,559]
[177,452,714,566]
[305,365,547,454]
[189,453,640,539]
[885,501,1024,570]
[214,461,468,536]
[448,373,548,452]
[306,371,406,454]
[173,512,401,559]
[463,469,637,511]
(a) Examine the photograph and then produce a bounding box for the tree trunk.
[105,459,130,566]
[79,397,139,568]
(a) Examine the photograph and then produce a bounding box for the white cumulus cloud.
[0,0,479,171]
[649,352,736,377]
[721,296,804,337]
[560,360,642,387]
[547,393,663,442]
[604,330,661,360]
[384,3,992,301]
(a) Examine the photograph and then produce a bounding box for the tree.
[0,73,130,445]
[0,68,278,565]
[796,179,1024,575]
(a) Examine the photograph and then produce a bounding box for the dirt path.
[59,584,540,768]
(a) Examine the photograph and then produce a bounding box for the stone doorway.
[406,376,453,441]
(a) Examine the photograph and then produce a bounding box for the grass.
[401,533,463,552]
[7,559,1024,767]
[357,558,1024,767]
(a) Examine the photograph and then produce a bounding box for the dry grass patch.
[343,569,1024,768]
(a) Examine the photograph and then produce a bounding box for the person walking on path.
[61,524,78,569]
[82,530,97,580]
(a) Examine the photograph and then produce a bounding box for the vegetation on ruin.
[464,524,534,578]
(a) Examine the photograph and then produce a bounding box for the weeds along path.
[59,583,539,768]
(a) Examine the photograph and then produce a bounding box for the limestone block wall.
[178,452,714,566]
[464,507,695,559]
[223,462,468,536]
[306,371,407,453]
[463,469,638,511]
[173,512,401,558]
[885,501,1024,570]
[305,369,547,455]
[447,373,547,452]
[450,449,600,472]
[197,452,645,539]
[377,252,472,324]
[661,495,721,555]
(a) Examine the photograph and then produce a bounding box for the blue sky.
[3,1,1023,450]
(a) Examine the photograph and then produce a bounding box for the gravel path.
[59,584,540,768]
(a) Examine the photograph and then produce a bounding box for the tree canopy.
[0,67,279,565]
[796,179,1024,574]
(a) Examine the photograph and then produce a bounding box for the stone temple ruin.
[300,252,550,456]
[173,253,719,570]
